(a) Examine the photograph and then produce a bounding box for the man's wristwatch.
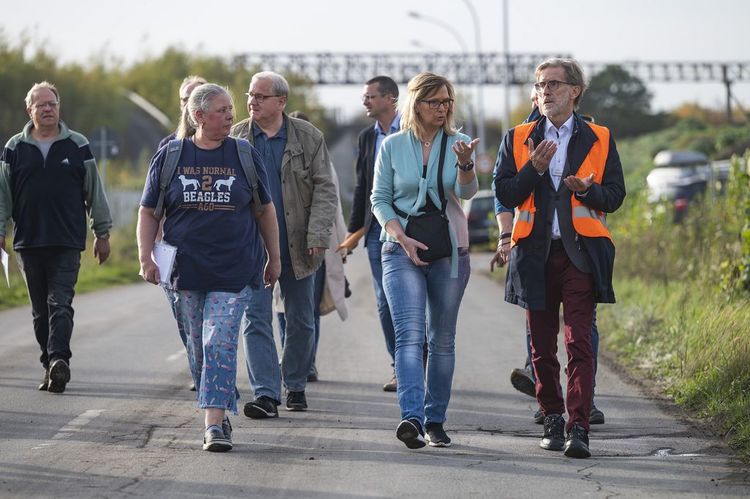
[458,160,475,172]
[96,233,110,240]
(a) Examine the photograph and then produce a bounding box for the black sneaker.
[244,396,279,419]
[510,367,536,398]
[564,424,591,458]
[425,423,452,447]
[47,359,70,394]
[189,382,196,391]
[396,419,426,449]
[202,425,232,452]
[589,405,605,425]
[286,391,307,411]
[533,407,545,424]
[38,370,49,391]
[222,416,232,443]
[539,414,565,451]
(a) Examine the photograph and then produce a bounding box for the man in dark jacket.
[0,81,112,394]
[346,76,401,391]
[495,58,625,458]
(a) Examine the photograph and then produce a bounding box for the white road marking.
[166,349,186,362]
[52,409,105,440]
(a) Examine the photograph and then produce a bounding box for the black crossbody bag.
[393,133,452,262]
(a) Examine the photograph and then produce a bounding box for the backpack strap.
[235,138,264,214]
[154,139,183,219]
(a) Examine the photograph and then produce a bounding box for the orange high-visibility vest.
[510,120,612,244]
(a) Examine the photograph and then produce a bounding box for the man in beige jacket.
[231,71,337,416]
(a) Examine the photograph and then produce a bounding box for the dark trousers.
[527,241,595,432]
[17,247,81,368]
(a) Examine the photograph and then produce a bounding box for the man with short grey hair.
[496,58,625,458]
[0,81,112,394]
[232,71,337,415]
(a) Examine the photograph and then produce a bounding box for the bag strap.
[392,132,449,219]
[235,138,264,214]
[436,131,448,217]
[154,139,182,219]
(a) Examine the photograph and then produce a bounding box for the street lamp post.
[460,0,485,154]
[407,11,477,139]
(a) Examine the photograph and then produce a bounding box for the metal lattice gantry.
[231,52,571,85]
[231,52,750,86]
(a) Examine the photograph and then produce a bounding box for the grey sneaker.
[425,423,452,447]
[47,359,70,394]
[307,364,319,382]
[202,425,232,452]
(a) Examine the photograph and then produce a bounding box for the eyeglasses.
[361,93,385,102]
[420,98,453,110]
[533,80,575,93]
[245,92,282,103]
[33,101,59,110]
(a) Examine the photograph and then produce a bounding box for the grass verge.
[0,226,141,311]
[599,277,750,462]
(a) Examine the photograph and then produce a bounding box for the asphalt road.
[0,250,748,498]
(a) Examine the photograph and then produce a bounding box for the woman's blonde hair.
[400,72,457,139]
[176,83,233,139]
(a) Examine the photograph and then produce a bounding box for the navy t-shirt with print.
[140,137,272,292]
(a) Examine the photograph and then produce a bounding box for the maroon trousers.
[527,241,595,431]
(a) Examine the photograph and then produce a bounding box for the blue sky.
[4,0,749,121]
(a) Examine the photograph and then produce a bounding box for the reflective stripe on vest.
[510,119,612,243]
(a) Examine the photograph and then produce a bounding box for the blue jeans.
[381,242,470,427]
[242,264,316,396]
[164,286,251,414]
[366,221,396,365]
[278,262,324,367]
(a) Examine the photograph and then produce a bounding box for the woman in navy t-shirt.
[137,83,280,452]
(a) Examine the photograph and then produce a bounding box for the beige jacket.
[231,115,338,279]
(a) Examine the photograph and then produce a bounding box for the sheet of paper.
[1,248,9,287]
[152,241,177,284]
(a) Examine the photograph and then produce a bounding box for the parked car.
[464,189,495,245]
[646,150,712,221]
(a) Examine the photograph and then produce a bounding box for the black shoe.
[286,391,307,411]
[244,396,279,419]
[539,414,565,451]
[202,425,232,452]
[47,359,70,394]
[222,416,232,443]
[38,370,49,391]
[510,367,536,398]
[564,424,591,458]
[589,405,605,425]
[189,382,196,391]
[533,407,544,424]
[383,374,397,392]
[396,419,426,449]
[307,364,318,382]
[425,423,452,447]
